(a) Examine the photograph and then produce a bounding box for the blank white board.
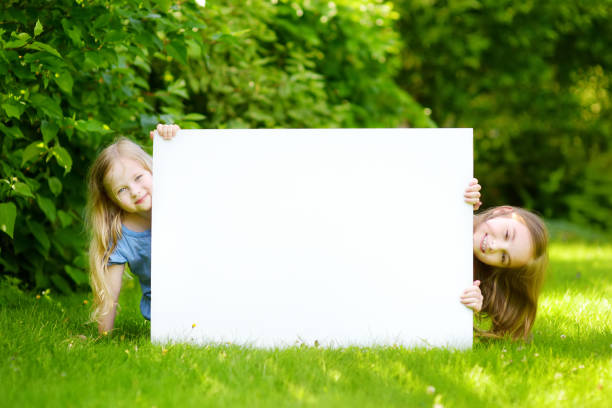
[151,128,473,348]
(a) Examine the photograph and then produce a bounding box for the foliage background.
[1,0,611,292]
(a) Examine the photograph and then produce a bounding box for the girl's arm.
[464,178,482,211]
[460,280,483,312]
[98,263,125,334]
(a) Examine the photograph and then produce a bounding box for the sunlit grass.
[1,240,610,407]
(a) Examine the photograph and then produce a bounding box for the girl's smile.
[135,194,149,205]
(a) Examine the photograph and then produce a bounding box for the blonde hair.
[86,138,152,324]
[474,206,549,340]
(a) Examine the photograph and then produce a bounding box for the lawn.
[1,238,610,407]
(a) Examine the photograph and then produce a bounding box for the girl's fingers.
[155,124,179,140]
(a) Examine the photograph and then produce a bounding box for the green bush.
[0,0,206,292]
[394,0,612,227]
[1,0,426,292]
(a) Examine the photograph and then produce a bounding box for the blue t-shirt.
[108,225,151,320]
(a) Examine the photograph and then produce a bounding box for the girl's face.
[104,157,153,215]
[473,212,533,268]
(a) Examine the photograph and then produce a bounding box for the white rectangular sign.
[152,128,473,348]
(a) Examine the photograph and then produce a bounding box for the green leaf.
[51,146,72,174]
[4,38,29,49]
[30,94,63,119]
[34,20,43,37]
[103,30,125,44]
[48,177,62,196]
[182,113,207,121]
[0,202,17,238]
[1,103,23,119]
[53,71,73,95]
[61,19,83,47]
[168,79,188,98]
[50,274,71,293]
[13,182,34,198]
[57,210,72,228]
[64,265,88,286]
[26,42,62,59]
[0,123,24,139]
[75,119,111,134]
[166,40,188,65]
[21,141,47,166]
[41,121,59,143]
[154,0,172,12]
[36,195,56,222]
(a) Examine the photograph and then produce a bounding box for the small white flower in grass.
[560,334,566,339]
[426,386,435,395]
[195,0,206,7]
[554,373,562,380]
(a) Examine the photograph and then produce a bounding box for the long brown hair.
[474,206,548,340]
[85,138,153,324]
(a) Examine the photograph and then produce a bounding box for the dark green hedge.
[394,0,612,229]
[0,0,427,291]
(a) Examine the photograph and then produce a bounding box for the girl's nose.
[490,239,507,252]
[489,239,498,251]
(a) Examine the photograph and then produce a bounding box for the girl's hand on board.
[464,178,482,211]
[150,124,180,140]
[460,280,483,312]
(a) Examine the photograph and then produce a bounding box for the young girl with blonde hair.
[461,179,549,340]
[86,124,179,333]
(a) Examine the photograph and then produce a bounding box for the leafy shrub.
[1,0,426,291]
[394,0,612,227]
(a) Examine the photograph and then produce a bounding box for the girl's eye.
[118,187,127,194]
[505,229,509,239]
[135,175,142,181]
[501,253,506,263]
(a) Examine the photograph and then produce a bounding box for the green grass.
[1,241,610,407]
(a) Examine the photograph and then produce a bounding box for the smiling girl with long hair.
[86,124,179,333]
[461,180,549,340]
